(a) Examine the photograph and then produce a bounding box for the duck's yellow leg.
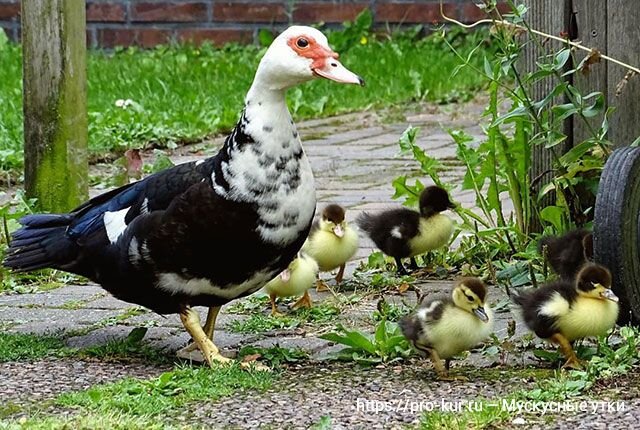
[551,333,583,369]
[429,349,468,382]
[269,293,284,317]
[335,264,346,284]
[177,306,219,354]
[292,291,313,309]
[179,306,230,366]
[316,278,329,292]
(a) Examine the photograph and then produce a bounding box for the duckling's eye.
[465,294,474,302]
[296,38,309,48]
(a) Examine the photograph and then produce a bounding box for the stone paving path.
[1,100,632,429]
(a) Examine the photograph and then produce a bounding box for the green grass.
[56,364,273,416]
[0,332,68,362]
[0,365,274,428]
[0,328,170,363]
[77,327,171,364]
[0,28,492,172]
[227,302,341,334]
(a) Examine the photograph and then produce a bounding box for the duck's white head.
[254,26,364,90]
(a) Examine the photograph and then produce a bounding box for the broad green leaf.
[559,140,596,165]
[539,205,565,232]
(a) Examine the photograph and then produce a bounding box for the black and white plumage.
[357,186,455,275]
[512,263,618,369]
[399,278,493,380]
[538,228,593,280]
[3,26,364,366]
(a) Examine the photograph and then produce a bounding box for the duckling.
[538,229,593,280]
[263,253,319,316]
[357,186,455,275]
[512,263,618,369]
[399,278,494,380]
[302,204,359,291]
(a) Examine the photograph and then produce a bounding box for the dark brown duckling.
[538,229,593,280]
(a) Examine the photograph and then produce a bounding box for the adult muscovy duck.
[3,26,364,366]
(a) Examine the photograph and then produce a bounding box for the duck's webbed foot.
[316,279,330,292]
[292,290,313,309]
[429,349,468,382]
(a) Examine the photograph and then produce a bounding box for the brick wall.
[0,1,504,48]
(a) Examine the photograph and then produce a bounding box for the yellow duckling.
[263,253,319,316]
[513,263,619,369]
[357,186,455,275]
[302,204,359,291]
[399,278,493,380]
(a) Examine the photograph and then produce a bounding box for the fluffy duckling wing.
[399,297,448,343]
[357,209,420,258]
[512,281,576,338]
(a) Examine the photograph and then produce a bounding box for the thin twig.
[438,1,640,75]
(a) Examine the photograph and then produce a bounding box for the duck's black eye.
[465,295,474,302]
[296,38,309,48]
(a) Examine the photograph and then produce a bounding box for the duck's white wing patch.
[539,292,570,317]
[391,226,403,239]
[103,206,130,244]
[417,300,443,323]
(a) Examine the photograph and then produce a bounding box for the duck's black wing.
[357,208,420,258]
[3,158,216,278]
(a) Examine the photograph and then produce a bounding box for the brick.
[0,2,20,20]
[131,2,208,23]
[376,2,458,24]
[177,28,253,46]
[86,2,126,22]
[496,2,512,14]
[293,3,369,23]
[214,2,286,23]
[97,28,173,48]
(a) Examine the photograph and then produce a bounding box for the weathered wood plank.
[607,0,640,147]
[522,0,572,232]
[22,0,88,212]
[572,0,608,145]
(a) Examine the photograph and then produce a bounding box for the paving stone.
[0,285,104,308]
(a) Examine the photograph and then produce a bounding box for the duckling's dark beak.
[600,288,619,302]
[473,306,489,322]
[447,201,456,210]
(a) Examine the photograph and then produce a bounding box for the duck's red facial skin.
[287,35,339,71]
[287,34,364,86]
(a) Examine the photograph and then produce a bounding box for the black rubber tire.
[594,146,640,326]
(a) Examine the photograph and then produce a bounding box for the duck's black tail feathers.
[3,214,78,272]
[356,212,374,234]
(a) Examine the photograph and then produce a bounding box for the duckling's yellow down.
[263,255,319,298]
[542,294,619,341]
[303,226,359,272]
[407,214,454,256]
[424,306,494,359]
